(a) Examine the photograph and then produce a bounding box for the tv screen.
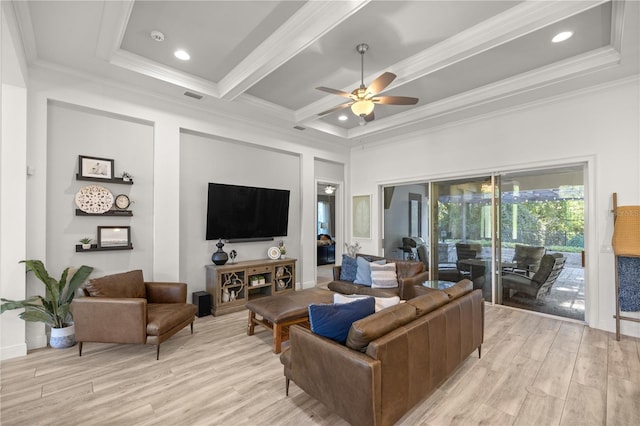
[206,183,290,240]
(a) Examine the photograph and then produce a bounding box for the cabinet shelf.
[75,244,133,252]
[75,209,132,216]
[76,174,133,185]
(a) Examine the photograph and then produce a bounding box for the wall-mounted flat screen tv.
[206,183,290,241]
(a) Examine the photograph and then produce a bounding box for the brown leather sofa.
[280,280,484,426]
[71,270,197,359]
[329,254,428,299]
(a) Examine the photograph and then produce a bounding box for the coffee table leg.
[273,324,283,354]
[248,311,255,336]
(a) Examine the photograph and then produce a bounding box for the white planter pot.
[81,243,91,250]
[50,324,76,349]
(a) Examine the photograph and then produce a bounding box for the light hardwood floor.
[1,305,639,425]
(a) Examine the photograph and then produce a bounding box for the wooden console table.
[206,258,296,316]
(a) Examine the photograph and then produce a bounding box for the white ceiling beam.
[95,0,135,60]
[296,0,609,123]
[218,0,371,101]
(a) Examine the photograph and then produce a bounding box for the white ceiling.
[9,0,640,145]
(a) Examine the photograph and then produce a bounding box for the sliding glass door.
[429,176,495,301]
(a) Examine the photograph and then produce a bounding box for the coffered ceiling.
[9,1,639,144]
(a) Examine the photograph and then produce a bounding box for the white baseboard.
[1,343,28,360]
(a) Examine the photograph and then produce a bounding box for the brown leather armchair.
[71,270,197,359]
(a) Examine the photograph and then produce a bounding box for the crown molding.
[611,0,625,52]
[217,0,370,101]
[10,0,37,64]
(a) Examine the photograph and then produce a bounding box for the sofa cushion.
[443,279,473,300]
[308,297,375,344]
[354,257,385,286]
[339,254,358,281]
[346,303,417,352]
[146,303,197,336]
[370,263,398,288]
[406,291,450,317]
[333,293,400,312]
[84,269,146,298]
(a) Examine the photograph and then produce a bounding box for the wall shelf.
[75,244,133,252]
[75,209,132,216]
[75,174,133,185]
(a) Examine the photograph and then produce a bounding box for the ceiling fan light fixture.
[351,99,374,117]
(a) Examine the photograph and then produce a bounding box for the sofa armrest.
[145,282,187,303]
[398,270,429,300]
[288,325,381,426]
[71,297,147,343]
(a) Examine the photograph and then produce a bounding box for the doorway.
[316,182,338,285]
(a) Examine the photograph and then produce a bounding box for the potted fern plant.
[1,260,93,348]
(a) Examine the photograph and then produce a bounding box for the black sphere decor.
[211,238,229,265]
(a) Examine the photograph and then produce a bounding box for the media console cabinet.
[206,258,296,316]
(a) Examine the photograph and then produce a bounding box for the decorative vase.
[50,324,76,349]
[211,238,229,265]
[222,288,230,302]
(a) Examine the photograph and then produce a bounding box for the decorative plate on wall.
[75,185,114,214]
[267,246,281,260]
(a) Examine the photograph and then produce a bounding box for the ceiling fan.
[316,43,419,122]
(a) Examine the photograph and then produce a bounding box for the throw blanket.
[617,256,640,312]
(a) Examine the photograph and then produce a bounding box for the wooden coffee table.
[246,288,333,353]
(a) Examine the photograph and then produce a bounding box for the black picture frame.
[97,226,131,248]
[79,155,114,180]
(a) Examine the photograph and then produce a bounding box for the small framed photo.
[79,155,114,180]
[97,226,131,248]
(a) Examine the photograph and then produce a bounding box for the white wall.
[179,131,301,293]
[0,5,28,359]
[350,78,640,337]
[46,102,154,278]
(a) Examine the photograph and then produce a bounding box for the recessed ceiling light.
[552,31,573,43]
[338,115,348,121]
[174,49,190,61]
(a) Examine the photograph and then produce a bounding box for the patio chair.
[505,244,546,276]
[455,243,483,277]
[502,253,566,301]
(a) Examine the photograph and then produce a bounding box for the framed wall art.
[97,226,131,248]
[79,155,114,180]
[352,194,371,239]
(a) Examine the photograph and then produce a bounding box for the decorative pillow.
[370,263,398,288]
[84,269,146,298]
[308,297,375,344]
[339,254,358,281]
[354,257,385,286]
[333,293,401,312]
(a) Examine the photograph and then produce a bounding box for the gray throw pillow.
[354,257,385,286]
[339,254,358,281]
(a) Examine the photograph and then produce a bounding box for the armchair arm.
[288,326,381,426]
[398,270,429,300]
[145,282,187,303]
[71,297,147,344]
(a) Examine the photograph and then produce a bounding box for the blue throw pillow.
[339,254,358,281]
[354,257,385,286]
[308,297,375,344]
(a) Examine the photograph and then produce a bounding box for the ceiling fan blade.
[364,111,375,122]
[316,86,354,99]
[373,96,419,105]
[367,72,396,96]
[318,102,352,116]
